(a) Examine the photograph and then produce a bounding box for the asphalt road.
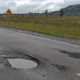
[0,27,80,80]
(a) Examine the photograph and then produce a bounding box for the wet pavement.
[0,27,80,80]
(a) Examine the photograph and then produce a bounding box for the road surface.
[0,27,80,80]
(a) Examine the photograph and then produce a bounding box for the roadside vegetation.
[0,15,80,40]
[60,9,64,18]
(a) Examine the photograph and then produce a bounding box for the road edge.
[0,26,80,46]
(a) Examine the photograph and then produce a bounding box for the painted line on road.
[76,73,80,77]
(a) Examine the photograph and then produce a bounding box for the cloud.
[0,1,17,13]
[0,0,80,13]
[56,0,80,8]
[16,3,41,13]
[7,2,17,7]
[0,0,21,1]
[30,0,46,3]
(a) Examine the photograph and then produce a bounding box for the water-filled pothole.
[8,59,37,69]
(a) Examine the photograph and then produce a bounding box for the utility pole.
[38,9,39,14]
[17,10,19,14]
[45,3,48,17]
[17,10,19,19]
[46,3,48,10]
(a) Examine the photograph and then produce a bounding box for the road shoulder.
[0,26,80,46]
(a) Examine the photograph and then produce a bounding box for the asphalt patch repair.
[59,50,80,59]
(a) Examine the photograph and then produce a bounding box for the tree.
[60,9,64,17]
[45,10,48,17]
[29,12,32,15]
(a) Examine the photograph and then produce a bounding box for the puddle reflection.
[8,59,37,69]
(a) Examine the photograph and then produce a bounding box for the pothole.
[0,51,39,69]
[59,50,80,59]
[8,59,37,69]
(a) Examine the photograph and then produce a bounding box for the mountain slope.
[52,4,80,15]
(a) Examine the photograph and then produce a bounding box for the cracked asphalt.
[0,27,80,80]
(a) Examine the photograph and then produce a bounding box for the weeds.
[0,15,80,39]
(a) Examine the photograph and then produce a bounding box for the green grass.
[0,15,80,40]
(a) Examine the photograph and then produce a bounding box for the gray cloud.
[0,1,17,13]
[30,0,46,3]
[56,0,80,9]
[7,2,17,7]
[0,0,80,13]
[16,3,41,13]
[0,0,21,1]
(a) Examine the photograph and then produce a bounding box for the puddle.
[8,59,37,69]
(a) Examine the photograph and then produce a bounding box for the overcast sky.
[0,0,80,13]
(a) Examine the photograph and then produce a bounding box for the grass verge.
[0,20,80,40]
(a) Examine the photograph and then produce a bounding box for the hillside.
[52,4,80,15]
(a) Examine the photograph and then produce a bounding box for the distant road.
[0,27,80,80]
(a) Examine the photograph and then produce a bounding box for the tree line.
[28,9,64,18]
[44,9,64,17]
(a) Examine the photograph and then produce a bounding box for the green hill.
[52,4,80,15]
